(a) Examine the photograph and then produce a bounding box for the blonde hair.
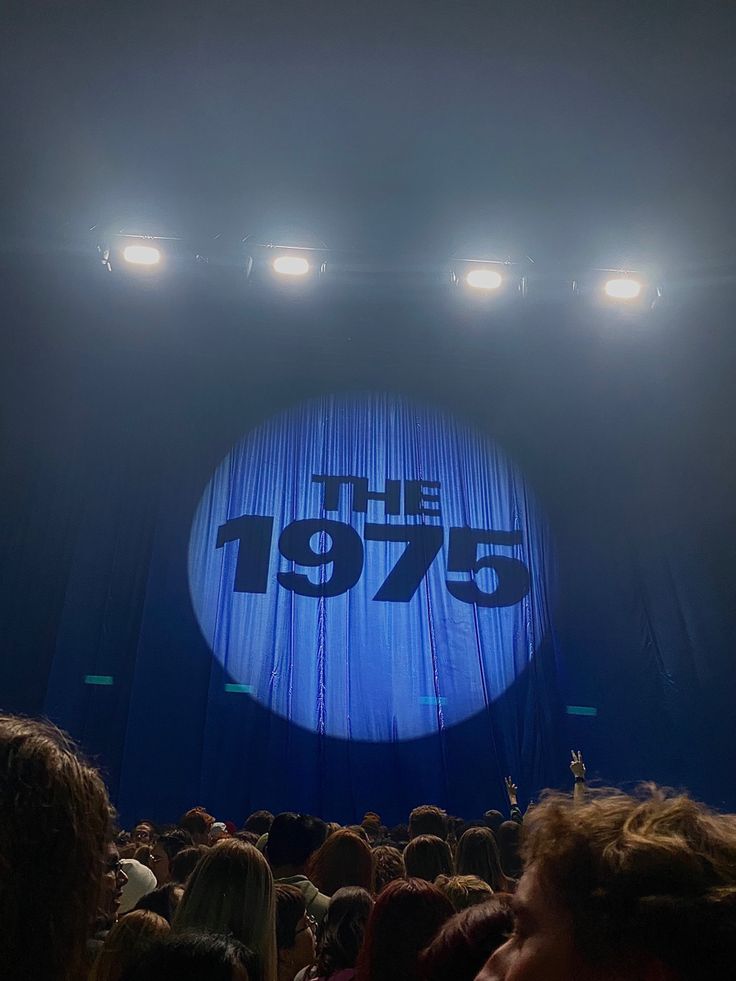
[90,909,169,981]
[173,838,276,981]
[433,873,495,911]
[522,784,736,980]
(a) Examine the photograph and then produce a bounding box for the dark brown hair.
[274,883,306,951]
[0,714,111,980]
[408,805,448,840]
[455,826,511,892]
[315,886,373,977]
[403,834,453,882]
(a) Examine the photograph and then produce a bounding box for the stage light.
[273,255,310,277]
[95,226,193,274]
[572,267,661,310]
[466,268,503,290]
[603,277,642,300]
[123,244,162,266]
[244,235,328,287]
[450,257,525,300]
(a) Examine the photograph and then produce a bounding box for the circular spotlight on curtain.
[122,244,162,266]
[466,268,504,290]
[603,277,642,300]
[272,255,310,277]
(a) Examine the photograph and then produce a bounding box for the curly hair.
[0,714,111,980]
[308,829,374,896]
[520,784,736,980]
[372,845,405,894]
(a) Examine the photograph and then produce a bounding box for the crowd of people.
[2,713,736,980]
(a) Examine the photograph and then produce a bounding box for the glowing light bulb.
[122,244,161,266]
[465,268,503,290]
[604,277,642,300]
[273,255,310,276]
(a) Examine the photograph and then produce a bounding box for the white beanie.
[119,858,158,914]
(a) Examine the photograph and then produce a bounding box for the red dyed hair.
[308,829,374,896]
[354,877,453,981]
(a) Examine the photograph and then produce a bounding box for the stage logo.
[188,393,552,741]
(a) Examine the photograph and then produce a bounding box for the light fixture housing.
[573,268,661,309]
[244,239,328,287]
[96,229,195,274]
[450,257,526,299]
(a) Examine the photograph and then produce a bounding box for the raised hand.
[504,775,518,804]
[570,750,586,780]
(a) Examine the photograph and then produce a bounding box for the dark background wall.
[1,252,734,825]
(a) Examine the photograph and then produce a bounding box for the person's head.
[133,821,158,846]
[274,883,315,981]
[388,823,410,848]
[169,845,208,884]
[315,886,374,977]
[483,810,505,835]
[0,715,112,979]
[433,873,495,911]
[133,882,184,923]
[372,844,406,894]
[151,829,194,886]
[244,810,275,836]
[403,834,454,882]
[173,839,276,981]
[455,826,509,892]
[362,811,383,839]
[409,805,449,841]
[418,896,513,981]
[179,807,215,846]
[479,785,736,981]
[98,839,130,928]
[119,858,157,914]
[209,821,230,843]
[133,844,155,869]
[90,909,170,981]
[236,830,262,846]
[266,812,327,874]
[355,877,454,981]
[496,821,522,879]
[121,932,255,981]
[308,828,374,896]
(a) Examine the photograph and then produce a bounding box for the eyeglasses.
[296,913,318,936]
